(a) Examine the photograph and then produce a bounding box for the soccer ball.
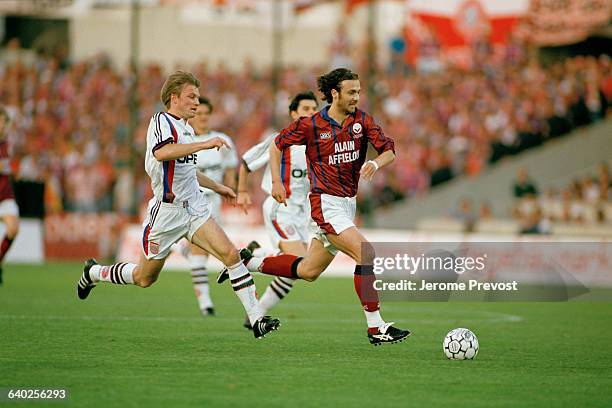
[443,328,479,360]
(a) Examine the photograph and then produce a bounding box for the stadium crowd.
[0,37,611,218]
[512,163,611,233]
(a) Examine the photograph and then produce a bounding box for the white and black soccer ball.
[443,328,479,360]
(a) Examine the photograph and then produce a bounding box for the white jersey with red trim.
[193,130,238,195]
[145,112,208,214]
[242,132,309,205]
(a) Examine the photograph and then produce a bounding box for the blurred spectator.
[478,201,493,220]
[388,27,409,77]
[452,197,476,233]
[597,162,610,200]
[328,22,353,70]
[512,194,550,234]
[513,168,538,198]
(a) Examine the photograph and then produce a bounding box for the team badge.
[285,225,296,236]
[319,132,331,140]
[101,267,110,280]
[150,241,159,255]
[352,123,363,138]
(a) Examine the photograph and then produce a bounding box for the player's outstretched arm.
[196,170,236,204]
[359,150,395,182]
[269,142,287,206]
[153,138,230,162]
[236,163,252,214]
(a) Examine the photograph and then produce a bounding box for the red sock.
[354,265,380,312]
[261,254,302,279]
[0,236,14,262]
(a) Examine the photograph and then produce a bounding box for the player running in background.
[0,107,19,285]
[235,91,318,325]
[76,71,280,338]
[184,96,238,316]
[219,68,411,345]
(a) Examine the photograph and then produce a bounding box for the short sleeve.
[275,117,308,150]
[242,133,275,172]
[150,113,176,154]
[364,112,395,155]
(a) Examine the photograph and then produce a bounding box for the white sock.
[364,310,385,329]
[244,256,264,272]
[259,277,295,313]
[190,255,212,309]
[227,261,263,324]
[90,263,136,285]
[89,265,102,282]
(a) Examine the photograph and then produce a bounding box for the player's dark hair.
[160,71,200,109]
[288,91,318,113]
[198,96,213,113]
[317,68,359,102]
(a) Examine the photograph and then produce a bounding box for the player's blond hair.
[160,71,201,109]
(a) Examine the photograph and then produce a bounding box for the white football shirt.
[145,112,207,213]
[242,132,309,205]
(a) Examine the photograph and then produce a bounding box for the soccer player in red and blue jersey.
[219,68,411,345]
[0,107,19,285]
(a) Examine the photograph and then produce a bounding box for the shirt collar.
[165,111,188,125]
[320,105,343,128]
[320,105,358,128]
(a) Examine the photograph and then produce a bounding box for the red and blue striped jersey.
[0,139,14,200]
[275,106,395,197]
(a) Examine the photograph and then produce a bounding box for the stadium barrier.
[44,213,129,260]
[3,218,44,264]
[117,223,612,287]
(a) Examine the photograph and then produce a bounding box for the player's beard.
[344,102,356,115]
[339,98,356,115]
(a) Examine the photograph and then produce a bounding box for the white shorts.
[309,193,356,255]
[0,199,19,217]
[141,199,211,260]
[263,196,311,249]
[203,193,222,222]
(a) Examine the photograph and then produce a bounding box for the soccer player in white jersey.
[185,96,238,316]
[76,71,280,338]
[234,92,318,326]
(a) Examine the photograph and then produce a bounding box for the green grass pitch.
[1,263,611,407]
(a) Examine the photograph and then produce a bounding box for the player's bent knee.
[133,268,158,288]
[7,226,18,238]
[5,219,19,238]
[298,266,323,282]
[135,275,157,288]
[221,247,240,267]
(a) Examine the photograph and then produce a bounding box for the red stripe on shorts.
[309,193,337,235]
